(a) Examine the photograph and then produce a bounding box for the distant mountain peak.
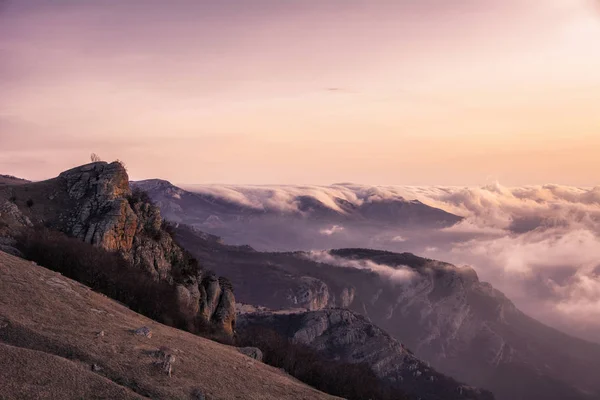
[132,178,177,190]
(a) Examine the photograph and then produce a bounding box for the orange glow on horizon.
[1,0,599,185]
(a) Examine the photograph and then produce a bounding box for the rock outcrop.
[59,162,173,280]
[286,276,330,310]
[238,347,263,362]
[0,201,32,230]
[60,162,136,250]
[1,162,235,335]
[238,308,495,400]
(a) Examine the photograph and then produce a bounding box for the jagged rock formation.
[238,308,494,400]
[59,162,173,280]
[287,276,331,310]
[0,162,235,335]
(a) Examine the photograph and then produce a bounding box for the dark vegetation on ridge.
[237,325,408,400]
[17,228,189,328]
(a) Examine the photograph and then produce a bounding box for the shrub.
[161,220,177,237]
[26,199,34,208]
[116,159,127,171]
[127,188,152,208]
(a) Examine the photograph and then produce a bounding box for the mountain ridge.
[133,178,463,225]
[0,162,489,400]
[170,223,600,400]
[3,166,599,400]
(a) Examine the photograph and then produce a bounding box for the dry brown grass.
[0,177,71,227]
[0,342,145,400]
[0,251,340,400]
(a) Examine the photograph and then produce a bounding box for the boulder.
[134,326,152,338]
[237,347,263,362]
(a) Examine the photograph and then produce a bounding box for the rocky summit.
[0,162,235,335]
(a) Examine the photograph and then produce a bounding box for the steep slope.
[0,250,339,400]
[174,226,600,400]
[326,249,600,400]
[0,162,234,335]
[238,308,494,400]
[0,343,145,400]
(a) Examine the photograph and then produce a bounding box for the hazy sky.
[1,0,600,185]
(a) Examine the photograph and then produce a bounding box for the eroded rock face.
[60,162,138,253]
[176,279,202,317]
[212,278,236,335]
[39,161,234,335]
[0,201,33,229]
[178,273,236,335]
[338,287,355,308]
[286,276,330,310]
[59,163,177,280]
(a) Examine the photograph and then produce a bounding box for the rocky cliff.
[0,162,235,335]
[238,308,494,400]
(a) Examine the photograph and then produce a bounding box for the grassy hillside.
[0,251,339,400]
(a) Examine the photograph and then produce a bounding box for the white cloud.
[304,250,417,285]
[319,225,345,236]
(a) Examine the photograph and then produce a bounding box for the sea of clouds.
[184,183,600,343]
[415,183,600,343]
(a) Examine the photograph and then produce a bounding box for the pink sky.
[1,0,600,185]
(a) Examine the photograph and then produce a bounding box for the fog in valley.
[179,182,600,343]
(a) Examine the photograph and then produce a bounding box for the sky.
[1,0,600,185]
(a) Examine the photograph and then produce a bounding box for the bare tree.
[90,153,101,163]
[116,159,127,171]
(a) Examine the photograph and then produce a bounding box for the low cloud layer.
[183,183,600,343]
[304,250,417,285]
[399,183,600,343]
